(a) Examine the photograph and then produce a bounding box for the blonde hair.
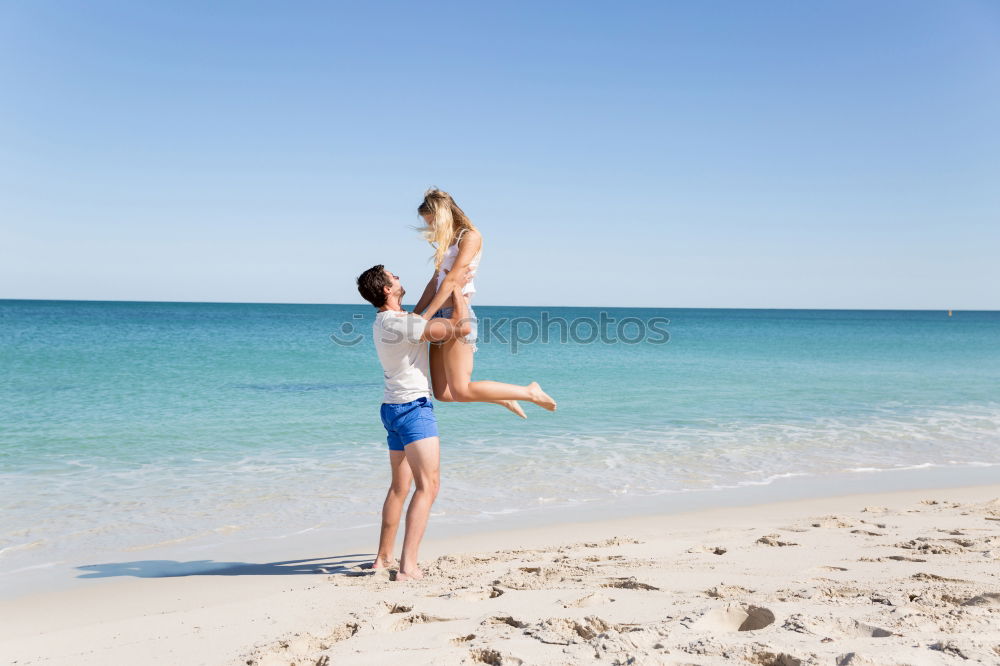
[417,188,479,271]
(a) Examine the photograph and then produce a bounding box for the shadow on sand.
[76,554,375,579]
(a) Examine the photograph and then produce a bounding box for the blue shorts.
[431,306,478,351]
[380,397,439,451]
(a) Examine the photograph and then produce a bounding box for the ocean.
[2,300,998,596]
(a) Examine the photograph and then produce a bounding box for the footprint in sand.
[894,537,975,555]
[493,566,571,590]
[687,545,728,555]
[562,591,615,608]
[247,620,360,663]
[911,572,971,583]
[691,604,775,632]
[705,583,755,599]
[926,499,964,508]
[391,612,461,631]
[583,536,643,547]
[327,621,360,642]
[469,647,523,665]
[810,515,858,528]
[440,586,504,601]
[837,651,891,665]
[858,555,926,563]
[485,615,529,629]
[744,647,805,666]
[756,534,798,547]
[816,585,868,599]
[783,614,894,638]
[582,554,626,562]
[525,615,617,646]
[379,602,413,614]
[602,576,659,591]
[961,592,1000,607]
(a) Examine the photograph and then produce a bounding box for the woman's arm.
[418,229,482,318]
[421,284,473,341]
[412,271,439,316]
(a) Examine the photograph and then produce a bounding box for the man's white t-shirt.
[373,310,431,404]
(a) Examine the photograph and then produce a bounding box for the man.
[355,264,472,581]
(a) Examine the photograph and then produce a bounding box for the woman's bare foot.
[395,567,423,581]
[371,555,393,570]
[498,399,527,419]
[527,382,556,411]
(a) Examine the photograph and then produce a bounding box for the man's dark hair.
[357,264,391,308]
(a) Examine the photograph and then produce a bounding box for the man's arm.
[411,271,438,317]
[421,284,472,343]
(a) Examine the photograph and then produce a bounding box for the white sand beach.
[2,482,999,665]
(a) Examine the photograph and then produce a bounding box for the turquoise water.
[2,300,999,593]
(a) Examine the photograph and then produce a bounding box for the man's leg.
[373,450,412,569]
[396,436,440,581]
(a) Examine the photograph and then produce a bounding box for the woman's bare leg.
[429,343,455,402]
[430,342,527,418]
[442,338,556,411]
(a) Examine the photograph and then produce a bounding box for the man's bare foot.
[527,382,556,411]
[371,555,392,570]
[395,567,423,581]
[498,399,527,419]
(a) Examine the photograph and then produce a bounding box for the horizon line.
[0,298,993,313]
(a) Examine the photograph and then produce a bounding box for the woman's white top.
[436,228,481,296]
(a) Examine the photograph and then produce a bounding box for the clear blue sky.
[2,1,998,309]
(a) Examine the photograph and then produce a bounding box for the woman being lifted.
[412,188,556,418]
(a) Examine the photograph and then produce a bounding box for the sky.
[1,1,998,309]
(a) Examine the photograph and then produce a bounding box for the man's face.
[384,269,404,301]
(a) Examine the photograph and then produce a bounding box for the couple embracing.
[356,188,556,581]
